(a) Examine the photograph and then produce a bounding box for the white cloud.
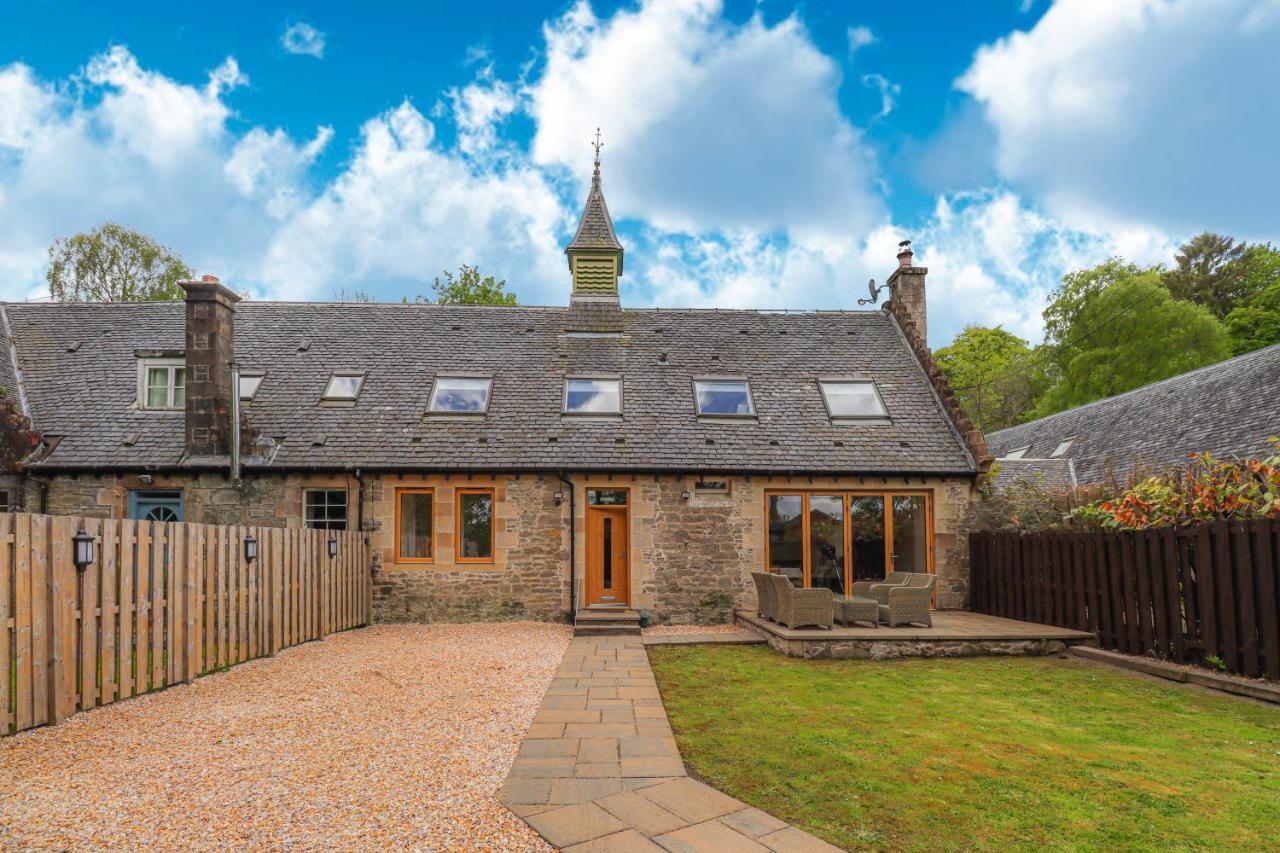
[257,101,568,302]
[527,0,884,238]
[281,22,326,58]
[846,25,875,59]
[861,73,900,120]
[445,67,519,157]
[958,0,1280,237]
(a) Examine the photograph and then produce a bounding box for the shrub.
[1066,440,1280,530]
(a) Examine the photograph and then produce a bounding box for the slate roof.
[989,458,1077,494]
[4,300,976,475]
[566,174,624,254]
[987,343,1280,485]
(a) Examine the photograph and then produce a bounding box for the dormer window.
[239,371,265,400]
[694,379,754,417]
[428,376,492,414]
[564,377,622,415]
[138,359,185,410]
[819,379,888,419]
[322,372,364,405]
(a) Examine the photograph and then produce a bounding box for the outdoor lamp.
[328,535,338,560]
[72,525,95,571]
[553,492,564,507]
[243,532,259,564]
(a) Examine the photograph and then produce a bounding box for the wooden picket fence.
[970,519,1280,680]
[2,512,370,736]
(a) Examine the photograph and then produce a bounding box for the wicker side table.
[834,596,879,628]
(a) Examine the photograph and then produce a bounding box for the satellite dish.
[857,278,887,306]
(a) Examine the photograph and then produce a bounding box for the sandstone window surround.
[137,358,185,410]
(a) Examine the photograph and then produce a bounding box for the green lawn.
[648,646,1280,852]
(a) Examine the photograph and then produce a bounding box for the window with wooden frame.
[455,487,495,562]
[395,487,434,563]
[764,490,933,597]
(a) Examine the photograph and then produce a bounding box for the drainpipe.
[352,468,365,533]
[558,471,575,618]
[229,364,241,482]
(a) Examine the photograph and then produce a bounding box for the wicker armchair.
[770,573,834,630]
[878,575,936,627]
[855,573,912,604]
[751,572,778,621]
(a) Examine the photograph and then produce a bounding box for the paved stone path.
[499,635,841,852]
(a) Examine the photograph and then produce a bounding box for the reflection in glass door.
[808,496,846,595]
[768,495,804,587]
[892,495,928,574]
[850,496,886,582]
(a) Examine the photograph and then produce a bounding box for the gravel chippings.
[0,622,570,851]
[642,623,740,636]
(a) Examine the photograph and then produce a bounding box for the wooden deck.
[734,609,1095,659]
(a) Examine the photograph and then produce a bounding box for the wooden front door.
[586,505,629,607]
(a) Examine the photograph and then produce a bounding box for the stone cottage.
[0,163,990,625]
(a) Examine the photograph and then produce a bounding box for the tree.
[0,388,39,473]
[1162,232,1273,319]
[1041,257,1153,354]
[1224,279,1280,355]
[1032,272,1230,416]
[425,264,517,305]
[934,326,1048,432]
[47,223,193,302]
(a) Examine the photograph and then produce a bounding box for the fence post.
[48,516,78,724]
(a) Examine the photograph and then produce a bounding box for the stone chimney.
[885,239,927,344]
[181,275,240,459]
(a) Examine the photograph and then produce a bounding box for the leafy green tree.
[1162,232,1274,319]
[403,264,517,305]
[1033,273,1230,417]
[1224,279,1280,355]
[934,326,1048,432]
[1042,258,1151,352]
[46,223,193,302]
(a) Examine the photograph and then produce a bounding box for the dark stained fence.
[970,519,1280,680]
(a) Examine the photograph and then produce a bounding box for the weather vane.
[592,127,603,176]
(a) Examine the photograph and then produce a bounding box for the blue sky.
[2,0,1277,346]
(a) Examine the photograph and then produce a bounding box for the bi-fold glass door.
[766,491,931,596]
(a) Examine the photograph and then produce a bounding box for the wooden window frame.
[303,488,349,531]
[455,486,496,564]
[763,489,934,592]
[394,487,435,564]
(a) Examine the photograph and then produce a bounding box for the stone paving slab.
[500,635,842,851]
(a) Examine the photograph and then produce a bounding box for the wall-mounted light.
[680,490,692,501]
[553,492,564,507]
[244,532,259,564]
[72,525,95,571]
[138,474,153,485]
[327,535,338,560]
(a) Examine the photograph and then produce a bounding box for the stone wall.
[31,468,979,623]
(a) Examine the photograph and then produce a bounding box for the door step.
[574,609,642,637]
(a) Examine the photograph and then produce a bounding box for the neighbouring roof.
[987,343,1280,485]
[4,300,976,475]
[989,457,1077,494]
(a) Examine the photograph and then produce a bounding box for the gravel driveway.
[0,622,571,850]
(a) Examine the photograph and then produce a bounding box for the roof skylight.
[693,379,754,417]
[819,379,888,419]
[322,372,364,402]
[428,376,492,414]
[1002,446,1030,460]
[565,377,621,414]
[239,372,264,400]
[1051,437,1076,457]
